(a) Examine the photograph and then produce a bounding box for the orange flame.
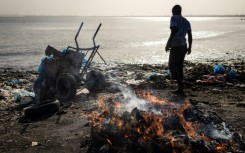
[85,91,214,151]
[167,132,176,148]
[138,91,174,106]
[107,138,112,145]
[216,143,226,152]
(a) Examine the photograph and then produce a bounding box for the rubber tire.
[86,70,106,92]
[56,73,77,101]
[23,100,60,120]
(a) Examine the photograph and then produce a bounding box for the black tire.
[86,70,106,92]
[56,73,77,101]
[23,100,60,121]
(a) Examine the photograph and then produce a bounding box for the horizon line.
[0,14,245,17]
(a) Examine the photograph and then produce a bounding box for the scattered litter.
[196,74,225,86]
[12,89,35,102]
[235,84,245,88]
[126,79,144,86]
[147,72,166,82]
[214,65,225,74]
[76,88,90,95]
[6,79,20,84]
[31,141,38,146]
[0,89,10,98]
[212,88,222,94]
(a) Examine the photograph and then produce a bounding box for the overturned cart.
[21,23,106,121]
[39,22,106,102]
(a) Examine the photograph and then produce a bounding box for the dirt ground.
[0,62,244,153]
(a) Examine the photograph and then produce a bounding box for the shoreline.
[0,57,244,71]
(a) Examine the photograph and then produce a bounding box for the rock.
[236,101,245,107]
[18,96,34,109]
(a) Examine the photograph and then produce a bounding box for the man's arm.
[187,30,192,55]
[165,26,178,52]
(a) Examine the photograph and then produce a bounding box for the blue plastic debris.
[214,65,226,74]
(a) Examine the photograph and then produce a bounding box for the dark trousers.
[168,45,187,85]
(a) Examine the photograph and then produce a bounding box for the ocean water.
[0,16,244,70]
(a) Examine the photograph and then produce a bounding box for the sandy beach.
[1,0,245,151]
[0,60,244,152]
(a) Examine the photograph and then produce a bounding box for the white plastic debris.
[31,141,38,146]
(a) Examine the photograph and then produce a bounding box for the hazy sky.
[0,0,245,16]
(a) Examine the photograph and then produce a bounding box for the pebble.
[212,88,222,94]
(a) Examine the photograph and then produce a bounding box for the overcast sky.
[0,0,245,16]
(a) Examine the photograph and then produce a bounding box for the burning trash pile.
[85,88,244,153]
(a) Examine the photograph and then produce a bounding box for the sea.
[0,16,244,70]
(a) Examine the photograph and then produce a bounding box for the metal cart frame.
[65,22,106,80]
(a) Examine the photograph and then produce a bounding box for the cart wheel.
[56,73,77,101]
[86,70,106,92]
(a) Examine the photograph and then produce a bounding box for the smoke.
[201,122,233,140]
[211,122,233,140]
[104,71,150,113]
[117,86,162,115]
[115,86,234,141]
[119,86,148,112]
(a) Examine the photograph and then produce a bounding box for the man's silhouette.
[165,5,192,94]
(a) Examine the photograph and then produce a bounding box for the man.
[165,5,192,94]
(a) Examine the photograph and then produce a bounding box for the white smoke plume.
[117,85,162,115]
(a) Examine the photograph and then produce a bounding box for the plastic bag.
[213,65,225,74]
[228,68,237,81]
[12,89,35,102]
